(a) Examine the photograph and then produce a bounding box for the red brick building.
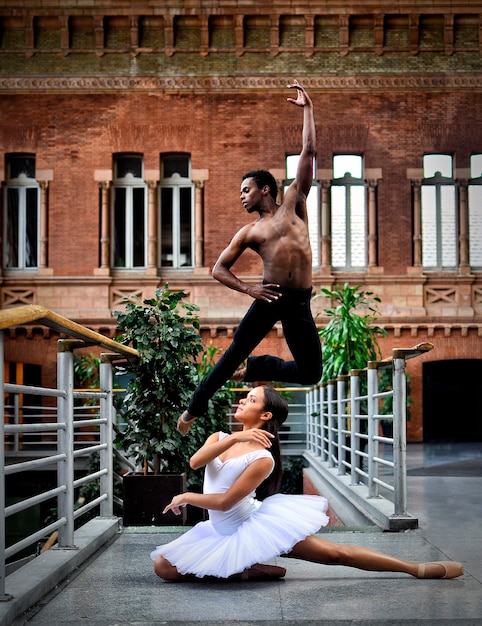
[1,1,481,441]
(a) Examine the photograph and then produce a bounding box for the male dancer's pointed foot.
[177,411,197,435]
[231,367,247,382]
[416,561,464,579]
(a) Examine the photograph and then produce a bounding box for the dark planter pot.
[186,505,208,525]
[123,472,187,526]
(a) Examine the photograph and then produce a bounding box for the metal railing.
[305,343,434,529]
[1,304,429,601]
[0,305,138,601]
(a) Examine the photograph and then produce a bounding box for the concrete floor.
[10,442,482,626]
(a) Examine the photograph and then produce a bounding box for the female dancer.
[152,386,463,582]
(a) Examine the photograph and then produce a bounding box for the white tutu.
[150,493,329,578]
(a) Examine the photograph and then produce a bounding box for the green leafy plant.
[180,342,236,491]
[315,282,387,382]
[74,352,100,388]
[113,285,204,475]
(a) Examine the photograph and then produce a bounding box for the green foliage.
[113,286,233,486]
[180,342,236,491]
[74,352,100,388]
[315,283,387,382]
[378,365,412,422]
[113,285,204,474]
[280,456,305,494]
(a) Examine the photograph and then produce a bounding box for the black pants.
[188,286,322,417]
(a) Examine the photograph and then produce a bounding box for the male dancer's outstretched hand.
[287,79,312,108]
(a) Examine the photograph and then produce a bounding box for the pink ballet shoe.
[417,561,464,579]
[240,563,287,581]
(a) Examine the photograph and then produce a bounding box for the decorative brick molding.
[1,288,36,308]
[424,286,457,306]
[1,74,482,94]
[110,287,143,309]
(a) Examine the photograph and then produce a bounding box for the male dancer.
[178,80,322,434]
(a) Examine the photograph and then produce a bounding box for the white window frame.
[159,155,195,269]
[468,154,482,270]
[112,155,147,270]
[421,154,457,271]
[285,154,320,268]
[3,158,40,270]
[330,155,367,271]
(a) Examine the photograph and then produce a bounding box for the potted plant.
[315,282,387,382]
[113,285,204,526]
[314,283,387,468]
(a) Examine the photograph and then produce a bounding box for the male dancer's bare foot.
[177,411,196,435]
[231,367,247,382]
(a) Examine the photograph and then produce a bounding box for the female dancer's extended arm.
[163,456,273,515]
[189,429,273,470]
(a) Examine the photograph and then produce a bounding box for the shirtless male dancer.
[178,80,322,434]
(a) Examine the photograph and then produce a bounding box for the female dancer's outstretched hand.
[163,494,188,516]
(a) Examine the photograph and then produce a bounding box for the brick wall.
[1,1,481,442]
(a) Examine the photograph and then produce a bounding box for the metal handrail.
[0,306,139,601]
[305,342,433,528]
[0,305,138,357]
[1,303,429,600]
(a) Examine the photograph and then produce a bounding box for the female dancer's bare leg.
[285,535,463,579]
[153,555,286,582]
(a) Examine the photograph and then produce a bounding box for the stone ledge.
[303,452,418,532]
[0,517,120,626]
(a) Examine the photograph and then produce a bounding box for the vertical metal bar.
[57,341,76,547]
[337,377,346,475]
[327,382,335,467]
[317,385,323,457]
[367,364,378,498]
[320,385,327,461]
[306,387,312,453]
[350,370,360,486]
[393,355,408,515]
[99,354,114,517]
[0,331,12,600]
[13,394,20,452]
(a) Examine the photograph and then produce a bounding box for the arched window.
[331,154,367,270]
[468,154,482,269]
[421,154,457,270]
[285,154,320,268]
[3,154,39,270]
[159,154,194,268]
[112,154,147,269]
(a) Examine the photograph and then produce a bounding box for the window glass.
[160,187,174,267]
[331,155,366,270]
[163,154,189,179]
[132,187,146,267]
[284,154,319,267]
[115,155,143,179]
[470,154,482,179]
[421,154,457,269]
[349,185,367,268]
[423,154,452,178]
[25,187,39,267]
[179,187,193,267]
[6,188,19,267]
[8,155,35,180]
[331,186,346,267]
[4,154,39,269]
[113,188,127,267]
[160,155,194,268]
[469,154,482,268]
[112,155,147,270]
[333,154,362,179]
